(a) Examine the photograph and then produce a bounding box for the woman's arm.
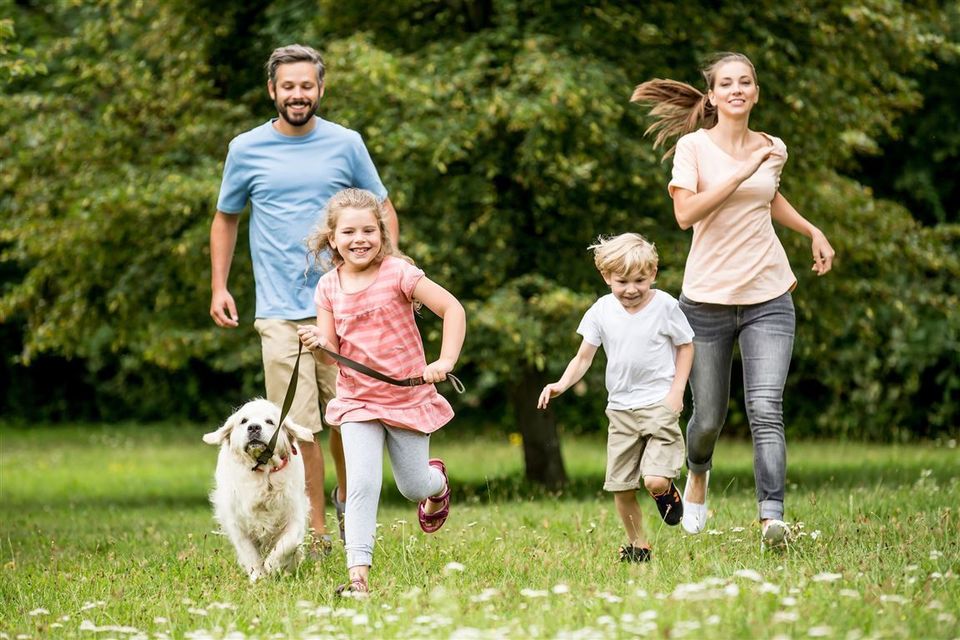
[412,276,467,383]
[672,145,783,229]
[771,192,835,275]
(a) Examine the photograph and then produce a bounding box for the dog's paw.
[246,565,265,582]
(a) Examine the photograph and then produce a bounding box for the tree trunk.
[508,366,567,489]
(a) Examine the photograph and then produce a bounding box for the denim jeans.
[679,291,796,521]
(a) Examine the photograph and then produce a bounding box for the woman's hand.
[810,229,835,276]
[423,358,455,384]
[736,145,784,182]
[297,324,328,352]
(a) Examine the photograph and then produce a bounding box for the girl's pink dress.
[314,255,454,433]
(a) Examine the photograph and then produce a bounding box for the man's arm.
[383,197,400,248]
[210,210,240,327]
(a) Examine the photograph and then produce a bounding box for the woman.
[631,52,835,547]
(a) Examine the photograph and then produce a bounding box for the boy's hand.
[537,383,565,409]
[423,358,455,384]
[297,325,328,352]
[662,391,684,414]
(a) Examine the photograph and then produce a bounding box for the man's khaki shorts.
[254,318,338,434]
[603,403,685,492]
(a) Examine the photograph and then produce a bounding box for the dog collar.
[255,456,289,473]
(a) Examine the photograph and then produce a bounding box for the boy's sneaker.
[653,482,684,526]
[761,519,790,550]
[330,486,346,542]
[619,544,652,563]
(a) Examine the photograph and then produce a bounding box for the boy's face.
[603,269,657,312]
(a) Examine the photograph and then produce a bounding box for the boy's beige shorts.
[603,404,685,491]
[254,318,338,434]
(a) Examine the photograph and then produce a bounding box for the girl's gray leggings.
[340,420,445,568]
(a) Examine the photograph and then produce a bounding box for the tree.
[1,0,958,459]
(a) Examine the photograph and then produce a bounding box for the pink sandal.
[418,459,450,533]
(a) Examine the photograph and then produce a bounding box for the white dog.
[203,398,315,581]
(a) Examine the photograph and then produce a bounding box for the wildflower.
[807,626,833,637]
[552,584,570,594]
[811,572,843,583]
[28,608,49,616]
[444,562,466,573]
[733,569,763,582]
[772,611,799,623]
[520,589,548,598]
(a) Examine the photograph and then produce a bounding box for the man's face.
[268,61,323,128]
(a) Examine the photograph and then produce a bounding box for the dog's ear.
[203,412,238,445]
[283,417,315,443]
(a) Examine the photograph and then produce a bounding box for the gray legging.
[340,420,445,569]
[679,291,796,521]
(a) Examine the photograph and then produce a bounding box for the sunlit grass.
[1,423,957,638]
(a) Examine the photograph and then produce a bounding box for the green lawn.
[1,423,957,639]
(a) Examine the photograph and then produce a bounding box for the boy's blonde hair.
[305,188,409,271]
[588,233,658,278]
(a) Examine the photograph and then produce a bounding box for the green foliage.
[1,0,958,437]
[0,1,262,418]
[0,15,46,83]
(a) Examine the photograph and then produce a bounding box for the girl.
[297,188,466,593]
[631,52,835,548]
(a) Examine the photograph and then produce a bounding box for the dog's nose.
[247,423,261,436]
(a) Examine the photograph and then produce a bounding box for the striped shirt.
[314,256,454,433]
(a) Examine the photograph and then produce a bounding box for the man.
[209,44,399,547]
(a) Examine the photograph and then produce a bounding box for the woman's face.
[708,60,759,120]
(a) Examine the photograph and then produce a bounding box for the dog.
[202,398,315,581]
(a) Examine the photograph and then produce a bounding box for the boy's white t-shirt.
[577,289,694,410]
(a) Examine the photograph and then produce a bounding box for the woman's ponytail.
[630,79,717,160]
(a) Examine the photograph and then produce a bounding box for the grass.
[1,422,958,639]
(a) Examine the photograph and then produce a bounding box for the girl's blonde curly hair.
[305,188,411,272]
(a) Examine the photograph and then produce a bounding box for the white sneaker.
[681,471,709,534]
[761,519,790,549]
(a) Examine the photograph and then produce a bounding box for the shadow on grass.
[4,455,950,511]
[387,456,953,505]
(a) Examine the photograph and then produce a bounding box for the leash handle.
[253,343,302,470]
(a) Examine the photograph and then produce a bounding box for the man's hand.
[210,289,239,328]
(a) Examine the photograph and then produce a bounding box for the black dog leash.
[253,342,464,470]
[315,344,466,394]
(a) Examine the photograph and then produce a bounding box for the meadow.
[1,422,957,639]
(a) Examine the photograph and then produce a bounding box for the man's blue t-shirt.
[216,116,388,319]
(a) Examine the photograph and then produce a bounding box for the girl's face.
[708,60,758,120]
[330,206,382,271]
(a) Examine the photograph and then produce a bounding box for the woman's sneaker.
[761,519,790,550]
[681,471,709,534]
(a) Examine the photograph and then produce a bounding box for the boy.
[538,233,694,562]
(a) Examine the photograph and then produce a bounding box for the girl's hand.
[423,359,455,384]
[537,383,564,409]
[810,229,835,276]
[297,325,328,352]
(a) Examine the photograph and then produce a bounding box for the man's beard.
[275,98,318,127]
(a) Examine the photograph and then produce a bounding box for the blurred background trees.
[2,1,957,481]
